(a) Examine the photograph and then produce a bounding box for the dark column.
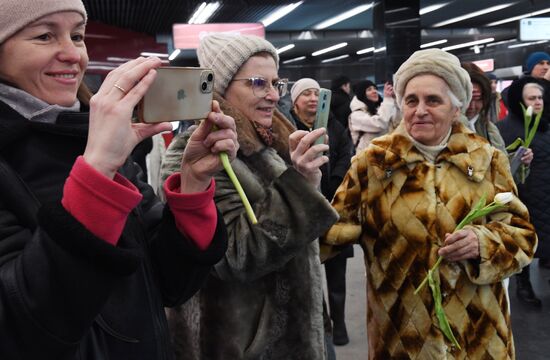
[372,0,420,83]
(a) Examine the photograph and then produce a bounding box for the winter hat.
[525,51,550,74]
[394,48,472,113]
[0,0,87,44]
[352,80,381,115]
[331,75,350,90]
[197,33,279,96]
[290,78,320,104]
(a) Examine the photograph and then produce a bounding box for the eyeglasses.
[232,77,288,98]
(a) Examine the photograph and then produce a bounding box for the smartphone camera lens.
[202,82,207,91]
[207,73,213,82]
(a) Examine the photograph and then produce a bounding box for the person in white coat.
[348,80,400,153]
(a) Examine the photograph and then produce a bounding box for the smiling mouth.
[48,73,77,79]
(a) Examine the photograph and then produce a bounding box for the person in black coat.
[289,78,354,346]
[330,75,353,130]
[0,1,238,359]
[498,76,549,307]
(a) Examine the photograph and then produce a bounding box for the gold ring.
[114,84,127,94]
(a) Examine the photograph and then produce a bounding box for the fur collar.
[368,121,494,182]
[214,93,295,163]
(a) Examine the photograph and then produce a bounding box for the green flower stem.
[219,152,258,224]
[414,194,505,348]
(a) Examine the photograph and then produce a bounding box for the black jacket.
[290,110,353,201]
[0,101,228,360]
[330,89,352,130]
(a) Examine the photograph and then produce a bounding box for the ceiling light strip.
[282,56,306,64]
[315,3,373,30]
[312,42,348,56]
[420,39,448,48]
[322,55,350,63]
[277,44,295,54]
[432,3,514,27]
[442,38,494,51]
[486,7,550,26]
[261,1,304,27]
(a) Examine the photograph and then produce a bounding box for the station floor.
[331,245,550,360]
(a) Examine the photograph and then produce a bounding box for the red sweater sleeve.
[163,173,217,250]
[61,156,142,245]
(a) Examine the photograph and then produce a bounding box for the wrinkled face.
[522,85,544,115]
[465,83,483,120]
[0,12,88,106]
[366,85,379,102]
[402,74,460,146]
[531,60,549,79]
[225,55,280,127]
[294,88,319,119]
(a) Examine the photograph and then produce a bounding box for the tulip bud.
[494,192,513,205]
[525,106,533,117]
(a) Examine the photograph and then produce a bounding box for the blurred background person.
[330,75,353,130]
[323,48,536,359]
[498,77,550,307]
[461,63,507,154]
[0,0,237,358]
[487,72,508,122]
[348,79,400,153]
[289,78,354,347]
[503,51,550,109]
[161,34,339,360]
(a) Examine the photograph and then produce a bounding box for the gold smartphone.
[137,67,214,123]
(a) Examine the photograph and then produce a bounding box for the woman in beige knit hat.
[161,33,338,360]
[0,1,238,359]
[322,48,536,359]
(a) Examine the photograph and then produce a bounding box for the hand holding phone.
[137,67,214,123]
[509,146,527,174]
[313,88,332,145]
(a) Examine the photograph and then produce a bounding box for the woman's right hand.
[383,82,394,98]
[84,57,172,178]
[289,129,329,187]
[521,148,534,166]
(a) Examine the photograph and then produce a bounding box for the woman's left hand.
[438,229,480,262]
[179,100,238,193]
[521,148,534,165]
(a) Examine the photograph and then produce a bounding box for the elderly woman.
[498,77,549,307]
[161,34,338,359]
[0,1,238,359]
[323,49,537,359]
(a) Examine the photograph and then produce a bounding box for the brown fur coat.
[324,122,537,359]
[161,94,339,360]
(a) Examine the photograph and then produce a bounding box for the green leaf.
[525,110,542,148]
[428,269,461,349]
[505,137,524,151]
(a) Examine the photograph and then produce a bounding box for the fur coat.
[324,122,537,359]
[160,94,339,360]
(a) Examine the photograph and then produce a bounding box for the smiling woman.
[322,48,537,359]
[0,1,239,359]
[161,33,339,360]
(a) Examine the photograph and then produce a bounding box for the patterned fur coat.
[324,121,537,359]
[160,94,339,360]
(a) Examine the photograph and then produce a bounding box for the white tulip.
[526,106,533,117]
[494,192,513,205]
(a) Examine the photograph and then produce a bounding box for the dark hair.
[461,62,491,115]
[353,80,381,115]
[331,75,350,90]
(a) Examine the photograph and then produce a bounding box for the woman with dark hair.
[498,76,550,307]
[348,80,400,152]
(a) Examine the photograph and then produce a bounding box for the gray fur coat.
[160,94,339,360]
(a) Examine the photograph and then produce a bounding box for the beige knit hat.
[393,48,472,113]
[0,0,87,44]
[197,33,279,96]
[290,78,320,104]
